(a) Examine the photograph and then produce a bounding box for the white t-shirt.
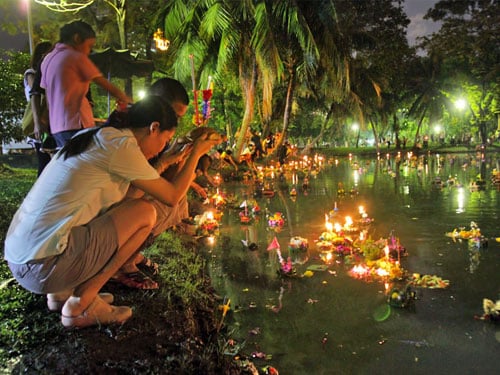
[4,127,159,264]
[24,68,35,102]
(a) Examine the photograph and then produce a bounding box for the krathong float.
[349,259,404,281]
[288,236,309,252]
[475,298,500,322]
[262,182,276,197]
[357,205,374,226]
[445,221,487,247]
[239,200,253,224]
[409,273,450,289]
[337,182,345,196]
[267,212,285,228]
[194,211,220,237]
[267,236,297,278]
[288,236,309,264]
[387,284,417,308]
[209,188,226,208]
[387,231,408,261]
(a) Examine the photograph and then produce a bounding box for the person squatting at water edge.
[4,97,220,328]
[145,78,221,233]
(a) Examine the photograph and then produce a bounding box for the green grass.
[0,163,236,373]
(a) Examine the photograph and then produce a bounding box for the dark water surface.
[204,151,499,375]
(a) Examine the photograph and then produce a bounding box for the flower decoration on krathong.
[267,212,285,228]
[210,188,226,207]
[194,211,220,236]
[267,236,296,277]
[288,236,309,252]
[357,205,374,226]
[239,200,253,224]
[445,221,486,244]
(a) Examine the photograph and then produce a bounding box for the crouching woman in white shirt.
[4,96,218,328]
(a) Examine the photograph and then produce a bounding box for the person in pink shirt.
[41,20,132,148]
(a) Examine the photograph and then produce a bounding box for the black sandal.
[137,257,159,276]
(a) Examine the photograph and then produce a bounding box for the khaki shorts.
[8,214,118,295]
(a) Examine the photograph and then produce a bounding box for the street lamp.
[455,98,467,111]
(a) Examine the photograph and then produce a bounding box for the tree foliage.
[0,50,30,144]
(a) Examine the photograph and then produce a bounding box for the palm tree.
[161,0,346,159]
[405,53,451,146]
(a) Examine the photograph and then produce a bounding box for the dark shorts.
[8,215,118,294]
[53,129,81,148]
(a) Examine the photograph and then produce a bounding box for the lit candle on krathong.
[325,251,333,263]
[206,211,214,221]
[344,216,353,229]
[384,244,389,261]
[359,230,365,241]
[351,264,370,279]
[376,268,389,277]
[334,223,342,234]
[326,221,333,233]
[152,29,170,51]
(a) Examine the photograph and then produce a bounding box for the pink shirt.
[41,43,102,134]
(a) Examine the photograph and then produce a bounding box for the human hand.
[192,133,221,156]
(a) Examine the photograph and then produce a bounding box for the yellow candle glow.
[344,216,353,228]
[326,222,333,233]
[334,223,342,233]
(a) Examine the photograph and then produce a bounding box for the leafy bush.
[0,50,30,144]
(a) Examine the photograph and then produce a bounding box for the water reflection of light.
[456,187,465,213]
[403,165,409,177]
[353,170,359,186]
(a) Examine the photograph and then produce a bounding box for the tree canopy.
[0,0,498,149]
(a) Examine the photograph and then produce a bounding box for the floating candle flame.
[326,221,333,233]
[351,264,370,277]
[334,223,342,233]
[153,29,170,51]
[345,216,353,228]
[376,268,389,277]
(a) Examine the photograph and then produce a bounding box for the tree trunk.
[301,102,334,155]
[271,68,295,155]
[369,118,379,153]
[413,109,427,146]
[233,61,257,159]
